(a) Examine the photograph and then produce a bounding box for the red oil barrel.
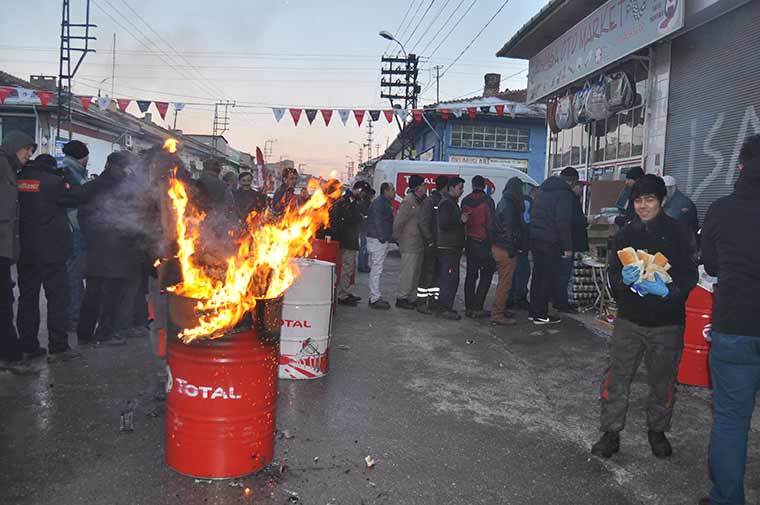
[306,238,341,311]
[677,285,714,387]
[165,296,282,479]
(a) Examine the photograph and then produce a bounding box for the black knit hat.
[630,174,667,202]
[408,174,425,191]
[560,166,579,179]
[625,166,644,180]
[33,154,58,170]
[62,140,89,159]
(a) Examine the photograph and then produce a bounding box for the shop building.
[497,0,756,217]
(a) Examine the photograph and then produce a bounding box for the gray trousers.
[397,252,423,302]
[337,249,357,299]
[599,317,683,433]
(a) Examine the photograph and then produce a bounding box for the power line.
[440,0,512,78]
[418,0,467,55]
[428,0,478,59]
[403,0,437,48]
[385,0,418,54]
[395,0,426,45]
[409,0,451,54]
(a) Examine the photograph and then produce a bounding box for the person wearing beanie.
[416,175,448,314]
[60,139,90,332]
[615,166,644,227]
[435,176,467,320]
[392,174,427,310]
[333,180,367,307]
[460,175,496,318]
[592,174,697,461]
[701,134,760,505]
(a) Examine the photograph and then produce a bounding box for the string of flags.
[0,85,185,121]
[271,103,519,126]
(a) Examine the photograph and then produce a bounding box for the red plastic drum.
[677,286,714,387]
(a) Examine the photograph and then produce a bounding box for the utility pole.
[434,65,443,104]
[110,32,116,99]
[212,100,235,155]
[57,0,96,140]
[365,119,374,161]
[380,53,420,159]
[264,139,276,159]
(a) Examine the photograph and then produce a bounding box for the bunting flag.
[353,109,365,126]
[395,109,408,122]
[173,102,186,112]
[338,109,351,125]
[289,108,302,125]
[154,101,169,119]
[506,104,516,118]
[467,107,477,120]
[480,106,492,114]
[79,96,93,112]
[0,87,12,104]
[452,109,464,118]
[369,110,381,122]
[17,88,36,101]
[272,107,286,122]
[320,109,333,126]
[305,109,318,125]
[440,109,451,120]
[383,109,395,123]
[137,100,151,113]
[35,90,54,108]
[97,96,111,111]
[116,98,131,112]
[495,104,505,116]
[412,109,423,124]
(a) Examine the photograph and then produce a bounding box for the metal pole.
[110,32,116,98]
[435,65,441,104]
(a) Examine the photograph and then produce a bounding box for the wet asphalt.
[2,251,759,505]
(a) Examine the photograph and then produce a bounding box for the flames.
[163,146,341,343]
[163,138,178,154]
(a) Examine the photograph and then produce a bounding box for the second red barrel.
[677,285,714,387]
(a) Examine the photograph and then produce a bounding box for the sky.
[0,0,547,178]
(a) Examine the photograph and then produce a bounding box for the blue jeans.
[507,251,529,305]
[708,331,760,505]
[553,256,573,307]
[358,231,368,271]
[66,228,85,324]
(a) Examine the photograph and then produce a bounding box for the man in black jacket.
[416,175,447,314]
[436,176,466,320]
[614,166,644,227]
[554,167,589,313]
[529,171,575,324]
[490,177,524,326]
[592,175,697,460]
[333,181,365,307]
[16,154,81,360]
[701,134,760,505]
[234,171,267,221]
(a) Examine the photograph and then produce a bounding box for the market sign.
[526,0,685,103]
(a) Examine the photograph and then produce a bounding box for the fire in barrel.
[158,140,341,478]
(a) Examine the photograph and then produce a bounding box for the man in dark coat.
[461,175,496,319]
[701,134,760,505]
[365,182,395,310]
[435,176,466,320]
[529,170,575,324]
[663,175,699,237]
[16,154,82,360]
[0,131,36,363]
[490,177,525,325]
[77,151,142,345]
[271,167,299,215]
[233,171,267,221]
[553,167,589,313]
[615,166,644,227]
[592,175,697,460]
[416,175,447,314]
[333,181,365,307]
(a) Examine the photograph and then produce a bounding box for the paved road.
[1,252,757,505]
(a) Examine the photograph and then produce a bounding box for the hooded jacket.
[664,188,699,235]
[609,211,697,327]
[393,192,424,253]
[436,192,465,250]
[461,189,495,243]
[529,176,574,251]
[492,179,524,256]
[418,189,442,247]
[330,191,362,250]
[702,168,760,337]
[0,131,36,261]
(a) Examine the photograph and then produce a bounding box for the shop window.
[0,116,36,142]
[548,133,559,170]
[561,129,572,166]
[571,124,583,165]
[632,107,644,156]
[617,110,633,159]
[450,124,529,152]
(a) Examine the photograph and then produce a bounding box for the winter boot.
[648,430,672,459]
[591,431,620,459]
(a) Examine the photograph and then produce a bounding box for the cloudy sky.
[0,0,546,177]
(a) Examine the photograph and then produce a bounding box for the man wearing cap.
[417,175,448,314]
[393,174,426,310]
[615,166,644,227]
[61,140,90,331]
[592,174,697,460]
[554,167,589,313]
[662,175,699,237]
[461,175,496,319]
[0,131,36,364]
[700,134,760,505]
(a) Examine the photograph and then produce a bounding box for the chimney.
[29,75,57,92]
[483,73,501,97]
[143,112,153,123]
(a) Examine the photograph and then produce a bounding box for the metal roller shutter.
[665,1,760,221]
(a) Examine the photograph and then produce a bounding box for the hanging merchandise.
[547,101,561,134]
[495,104,505,116]
[137,100,151,113]
[305,109,318,125]
[555,94,576,130]
[369,110,381,122]
[338,109,351,125]
[353,109,365,126]
[272,107,286,122]
[412,109,423,123]
[572,86,592,124]
[467,107,476,120]
[79,96,93,112]
[35,91,54,108]
[117,99,131,112]
[173,102,186,112]
[320,109,333,126]
[383,109,395,123]
[153,101,169,119]
[584,77,611,121]
[290,108,302,125]
[606,71,636,113]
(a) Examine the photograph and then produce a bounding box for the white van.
[373,160,539,209]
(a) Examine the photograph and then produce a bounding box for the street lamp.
[379,30,407,56]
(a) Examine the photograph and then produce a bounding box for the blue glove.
[636,273,669,298]
[622,265,640,286]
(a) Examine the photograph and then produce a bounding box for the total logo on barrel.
[166,365,243,400]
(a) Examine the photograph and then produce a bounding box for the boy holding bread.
[592,174,697,460]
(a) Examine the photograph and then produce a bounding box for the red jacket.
[461,190,495,242]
